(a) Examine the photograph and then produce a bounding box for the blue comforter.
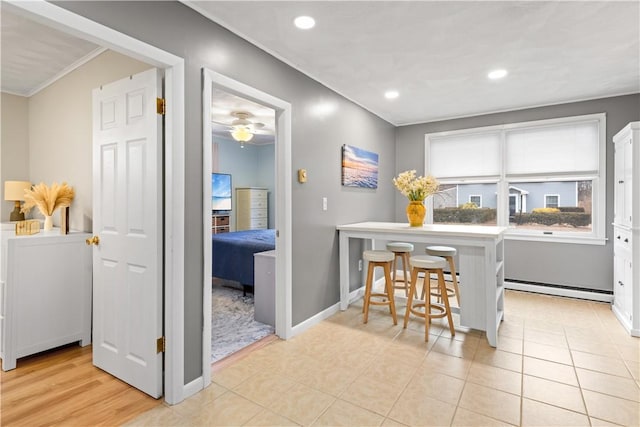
[212,229,276,287]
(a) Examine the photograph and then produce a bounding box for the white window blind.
[429,132,501,178]
[505,121,600,176]
[424,113,606,244]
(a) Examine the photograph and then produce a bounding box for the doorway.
[209,89,277,362]
[202,68,292,388]
[5,0,185,404]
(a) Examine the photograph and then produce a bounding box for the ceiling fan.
[212,111,267,146]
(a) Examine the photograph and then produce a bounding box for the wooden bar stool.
[362,250,397,325]
[386,242,414,297]
[422,246,460,306]
[404,255,455,341]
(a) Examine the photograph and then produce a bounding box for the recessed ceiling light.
[294,16,315,30]
[384,90,399,99]
[488,69,508,80]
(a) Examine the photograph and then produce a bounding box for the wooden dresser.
[236,188,268,231]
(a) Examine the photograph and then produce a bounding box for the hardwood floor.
[0,344,161,426]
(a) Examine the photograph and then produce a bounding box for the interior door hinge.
[156,97,166,115]
[156,336,166,353]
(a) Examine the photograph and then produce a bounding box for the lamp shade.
[4,181,31,201]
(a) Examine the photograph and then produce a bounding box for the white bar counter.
[337,221,507,346]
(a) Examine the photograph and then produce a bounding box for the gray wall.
[396,93,640,292]
[56,1,396,383]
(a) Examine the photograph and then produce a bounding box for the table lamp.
[4,181,31,221]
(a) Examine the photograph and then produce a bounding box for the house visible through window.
[425,113,606,244]
[545,194,560,209]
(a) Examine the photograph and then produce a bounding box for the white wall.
[0,93,30,222]
[28,50,151,231]
[214,136,275,230]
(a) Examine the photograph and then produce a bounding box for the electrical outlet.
[322,197,328,211]
[358,259,363,271]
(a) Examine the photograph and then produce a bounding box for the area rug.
[211,283,275,363]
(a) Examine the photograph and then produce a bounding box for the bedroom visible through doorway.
[210,89,276,363]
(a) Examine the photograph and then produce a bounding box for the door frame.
[6,0,186,404]
[202,69,292,387]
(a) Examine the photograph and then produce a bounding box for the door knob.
[86,235,100,246]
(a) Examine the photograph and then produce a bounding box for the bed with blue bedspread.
[212,229,276,288]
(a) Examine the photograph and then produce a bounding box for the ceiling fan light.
[231,126,254,142]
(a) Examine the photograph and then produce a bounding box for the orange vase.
[406,200,426,227]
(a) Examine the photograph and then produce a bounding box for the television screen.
[212,173,232,211]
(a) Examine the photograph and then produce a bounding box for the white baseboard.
[182,376,204,401]
[292,277,612,343]
[289,280,393,338]
[505,281,613,303]
[348,286,366,304]
[611,304,640,337]
[290,301,341,337]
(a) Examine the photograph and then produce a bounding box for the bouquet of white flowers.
[392,170,439,201]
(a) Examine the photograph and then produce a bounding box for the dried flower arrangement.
[21,182,75,219]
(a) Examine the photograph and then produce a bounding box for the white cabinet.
[0,228,92,370]
[613,226,633,323]
[614,128,634,227]
[612,122,640,336]
[236,188,268,231]
[254,250,275,327]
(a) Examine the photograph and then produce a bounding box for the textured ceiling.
[4,2,638,128]
[211,89,275,145]
[186,1,640,125]
[1,6,274,145]
[0,8,102,96]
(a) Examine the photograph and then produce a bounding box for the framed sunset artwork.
[341,144,379,189]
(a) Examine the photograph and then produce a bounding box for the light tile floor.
[127,289,639,426]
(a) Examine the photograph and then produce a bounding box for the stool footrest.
[430,286,457,297]
[368,293,392,306]
[409,302,447,319]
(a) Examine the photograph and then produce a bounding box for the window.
[425,113,606,244]
[433,183,497,226]
[544,194,560,209]
[509,181,591,233]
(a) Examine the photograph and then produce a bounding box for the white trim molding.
[425,112,607,245]
[183,376,205,401]
[505,281,613,303]
[202,68,293,389]
[6,0,186,405]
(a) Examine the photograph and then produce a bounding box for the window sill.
[505,232,607,245]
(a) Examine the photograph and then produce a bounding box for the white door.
[91,68,163,398]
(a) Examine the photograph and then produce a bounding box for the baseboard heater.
[504,279,613,303]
